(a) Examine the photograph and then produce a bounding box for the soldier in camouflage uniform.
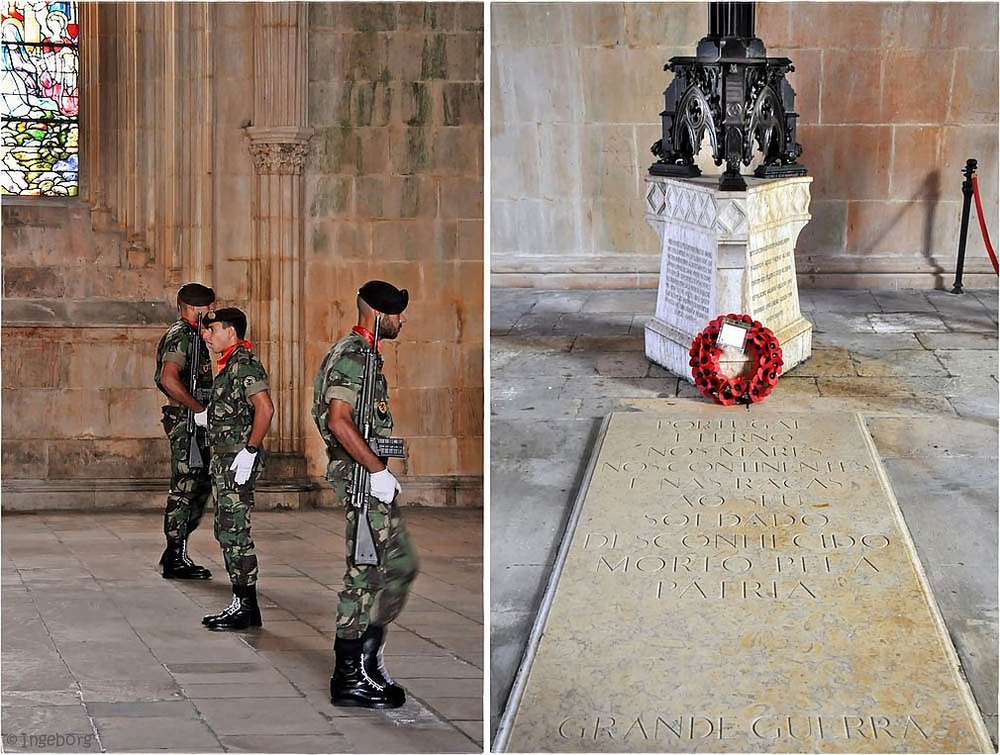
[154,283,215,580]
[199,307,274,631]
[312,280,418,709]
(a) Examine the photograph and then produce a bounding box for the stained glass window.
[1,1,79,197]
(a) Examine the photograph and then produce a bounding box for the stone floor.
[490,286,999,749]
[2,508,483,753]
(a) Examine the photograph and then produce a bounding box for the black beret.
[177,283,215,307]
[359,280,409,315]
[205,307,247,338]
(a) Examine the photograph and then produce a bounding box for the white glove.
[370,468,401,503]
[230,447,257,485]
[193,410,208,428]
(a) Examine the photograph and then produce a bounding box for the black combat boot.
[360,625,406,702]
[203,584,262,631]
[330,634,405,709]
[159,538,212,580]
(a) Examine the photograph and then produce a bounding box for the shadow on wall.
[863,170,944,289]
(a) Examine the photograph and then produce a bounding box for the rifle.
[349,315,407,566]
[186,313,209,469]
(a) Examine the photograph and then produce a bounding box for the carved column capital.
[245,126,313,175]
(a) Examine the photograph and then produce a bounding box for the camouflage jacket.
[312,331,393,463]
[207,344,270,449]
[155,319,212,404]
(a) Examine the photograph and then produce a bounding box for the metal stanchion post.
[951,158,978,295]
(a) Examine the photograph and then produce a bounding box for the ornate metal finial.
[650,1,807,191]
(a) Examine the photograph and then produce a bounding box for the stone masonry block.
[439,175,483,221]
[108,389,170,439]
[886,50,951,124]
[337,3,398,33]
[49,389,113,438]
[2,388,57,439]
[351,79,393,128]
[2,338,69,389]
[456,3,483,33]
[579,46,641,125]
[66,338,154,390]
[491,124,540,199]
[949,50,1000,125]
[355,175,388,218]
[0,440,48,478]
[821,50,885,125]
[407,436,457,477]
[846,201,941,260]
[789,3,886,49]
[570,4,628,47]
[310,175,354,218]
[797,200,848,260]
[882,3,951,50]
[373,219,436,261]
[3,266,66,298]
[386,31,426,82]
[442,82,483,128]
[939,3,999,49]
[457,435,484,478]
[393,387,454,438]
[398,81,434,126]
[588,198,642,255]
[889,127,944,200]
[48,438,168,479]
[455,220,483,261]
[453,387,484,437]
[432,126,482,174]
[786,49,821,125]
[801,125,891,201]
[329,219,372,259]
[444,31,483,82]
[396,342,460,388]
[356,127,391,175]
[581,124,642,200]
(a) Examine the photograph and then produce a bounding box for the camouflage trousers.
[329,464,419,640]
[161,407,212,540]
[210,451,263,587]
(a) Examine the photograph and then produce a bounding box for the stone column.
[244,3,312,458]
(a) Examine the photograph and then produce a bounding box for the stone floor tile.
[192,697,333,736]
[1,706,99,752]
[869,311,949,332]
[217,733,349,752]
[94,715,221,751]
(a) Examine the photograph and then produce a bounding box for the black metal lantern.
[650,2,807,191]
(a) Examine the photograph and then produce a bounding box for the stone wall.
[1,2,484,510]
[303,3,484,502]
[491,2,999,290]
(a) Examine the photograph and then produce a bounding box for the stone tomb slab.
[497,410,991,753]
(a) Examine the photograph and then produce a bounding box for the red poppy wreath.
[688,314,783,406]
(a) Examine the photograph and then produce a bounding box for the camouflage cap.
[177,283,215,307]
[358,280,409,315]
[205,307,248,339]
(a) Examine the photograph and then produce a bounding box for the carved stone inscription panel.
[659,234,715,334]
[748,235,797,329]
[501,410,991,753]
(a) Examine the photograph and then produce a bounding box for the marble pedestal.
[644,175,813,382]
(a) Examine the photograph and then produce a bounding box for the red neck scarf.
[217,340,253,370]
[352,326,379,350]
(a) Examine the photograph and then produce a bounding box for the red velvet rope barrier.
[971,174,999,275]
